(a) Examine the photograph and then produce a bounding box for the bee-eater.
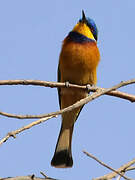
[51,10,100,168]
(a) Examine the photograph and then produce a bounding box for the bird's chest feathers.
[59,41,100,84]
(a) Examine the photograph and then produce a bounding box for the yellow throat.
[72,22,95,40]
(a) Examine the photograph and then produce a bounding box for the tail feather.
[51,125,74,168]
[51,149,73,168]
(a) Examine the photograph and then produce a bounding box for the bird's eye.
[90,28,94,33]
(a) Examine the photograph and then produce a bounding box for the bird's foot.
[86,84,95,93]
[65,81,70,88]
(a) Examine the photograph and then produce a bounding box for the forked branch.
[0,79,135,120]
[83,150,135,180]
[0,79,135,146]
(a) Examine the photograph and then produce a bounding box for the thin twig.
[126,166,135,172]
[83,151,133,180]
[0,82,124,145]
[0,79,135,120]
[95,159,135,180]
[117,166,135,180]
[0,175,58,180]
[40,171,48,178]
[0,115,57,146]
[105,90,135,102]
[117,173,125,180]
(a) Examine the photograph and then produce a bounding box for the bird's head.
[72,10,98,41]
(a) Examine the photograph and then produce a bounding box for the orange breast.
[59,40,100,85]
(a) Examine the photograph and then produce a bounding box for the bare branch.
[40,171,57,180]
[83,150,135,180]
[2,80,133,145]
[126,166,135,172]
[0,80,135,178]
[0,79,134,89]
[117,166,135,180]
[96,158,135,180]
[117,172,125,180]
[0,79,134,102]
[105,90,135,102]
[0,115,57,146]
[40,171,48,178]
[83,151,132,180]
[0,175,59,180]
[0,79,135,120]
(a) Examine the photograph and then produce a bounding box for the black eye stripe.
[90,28,94,32]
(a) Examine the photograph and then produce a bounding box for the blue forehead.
[87,18,97,31]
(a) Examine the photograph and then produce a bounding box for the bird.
[51,10,100,168]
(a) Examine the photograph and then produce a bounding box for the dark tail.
[51,125,74,168]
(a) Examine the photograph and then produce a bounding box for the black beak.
[82,10,87,22]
